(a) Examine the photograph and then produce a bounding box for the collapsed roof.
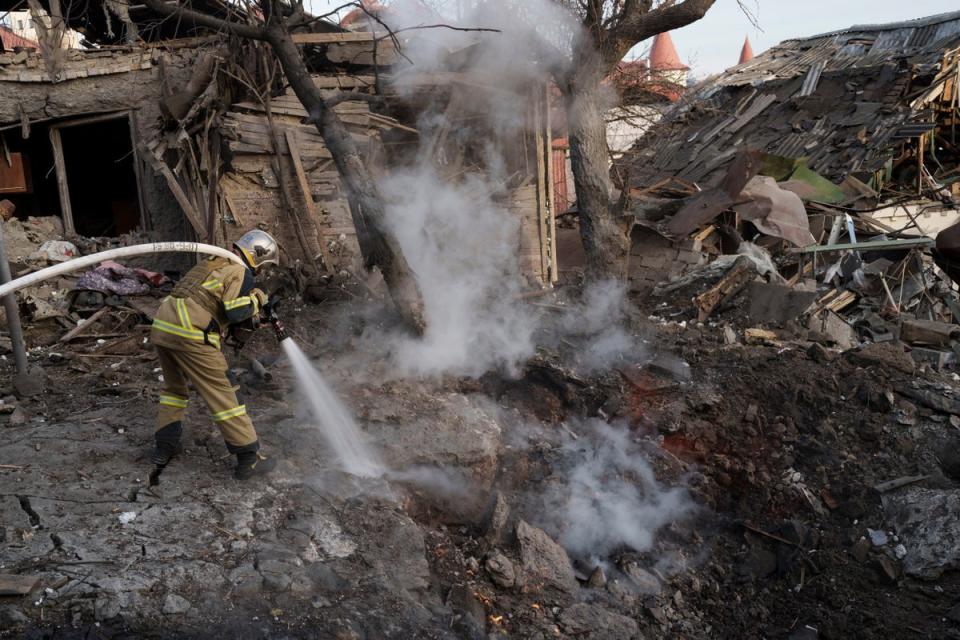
[618,10,960,193]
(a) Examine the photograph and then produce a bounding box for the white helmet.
[234,229,279,269]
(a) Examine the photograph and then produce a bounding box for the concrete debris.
[623,563,662,595]
[161,594,192,615]
[867,529,888,546]
[558,603,641,640]
[485,551,516,589]
[885,488,960,579]
[515,520,578,593]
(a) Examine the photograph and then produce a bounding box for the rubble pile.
[1,282,960,638]
[615,11,960,376]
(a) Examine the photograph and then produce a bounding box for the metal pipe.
[0,222,28,375]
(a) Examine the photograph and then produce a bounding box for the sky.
[670,0,960,76]
[308,0,960,76]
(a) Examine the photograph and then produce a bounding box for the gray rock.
[8,405,27,426]
[558,603,640,639]
[356,508,430,593]
[13,365,46,398]
[483,492,511,548]
[587,566,607,589]
[94,595,121,620]
[867,528,888,546]
[162,594,191,615]
[289,571,315,595]
[485,551,516,589]
[261,569,293,592]
[516,520,578,593]
[851,538,870,563]
[741,546,777,579]
[623,563,661,595]
[367,392,502,491]
[446,584,487,637]
[885,488,960,578]
[0,606,29,627]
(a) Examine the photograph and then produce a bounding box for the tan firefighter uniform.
[151,255,267,455]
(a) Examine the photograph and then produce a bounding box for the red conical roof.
[340,0,384,28]
[649,32,688,71]
[739,36,754,64]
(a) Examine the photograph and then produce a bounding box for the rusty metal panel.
[0,152,30,194]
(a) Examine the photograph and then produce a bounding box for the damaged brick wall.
[629,227,704,294]
[0,44,206,270]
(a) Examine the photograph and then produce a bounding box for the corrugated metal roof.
[618,11,960,194]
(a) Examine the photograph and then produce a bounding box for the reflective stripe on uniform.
[175,298,191,328]
[159,393,189,408]
[202,278,223,291]
[212,405,247,422]
[223,296,253,311]
[152,318,221,348]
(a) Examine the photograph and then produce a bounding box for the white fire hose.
[0,242,243,299]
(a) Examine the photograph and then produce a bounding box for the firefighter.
[150,229,279,480]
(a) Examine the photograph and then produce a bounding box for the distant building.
[739,36,754,64]
[3,10,82,49]
[649,32,689,88]
[0,24,38,51]
[605,32,689,161]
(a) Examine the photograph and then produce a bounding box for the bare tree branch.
[604,0,717,67]
[141,0,267,41]
[323,91,386,108]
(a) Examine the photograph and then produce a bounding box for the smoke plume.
[535,419,694,562]
[365,0,583,377]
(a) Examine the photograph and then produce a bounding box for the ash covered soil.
[2,290,960,639]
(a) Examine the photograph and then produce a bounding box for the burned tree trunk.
[562,51,631,281]
[267,29,426,333]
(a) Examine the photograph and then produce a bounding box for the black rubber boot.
[235,452,278,480]
[151,440,183,466]
[151,421,183,466]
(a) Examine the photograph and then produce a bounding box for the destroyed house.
[0,3,559,285]
[617,10,960,291]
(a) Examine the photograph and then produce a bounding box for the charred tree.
[554,0,718,281]
[142,0,426,334]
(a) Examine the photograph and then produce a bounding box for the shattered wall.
[0,44,204,258]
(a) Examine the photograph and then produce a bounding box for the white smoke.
[362,0,584,377]
[536,419,694,561]
[559,280,640,372]
[380,169,539,377]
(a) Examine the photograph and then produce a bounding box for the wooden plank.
[326,41,398,66]
[48,128,75,236]
[292,32,378,44]
[695,256,757,322]
[232,102,309,118]
[543,82,557,285]
[285,129,334,272]
[143,146,206,236]
[310,74,377,89]
[532,90,549,283]
[227,141,333,159]
[0,574,39,596]
[59,306,110,343]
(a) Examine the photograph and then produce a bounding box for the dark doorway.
[57,117,141,237]
[0,124,61,219]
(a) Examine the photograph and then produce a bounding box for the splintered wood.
[695,257,757,322]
